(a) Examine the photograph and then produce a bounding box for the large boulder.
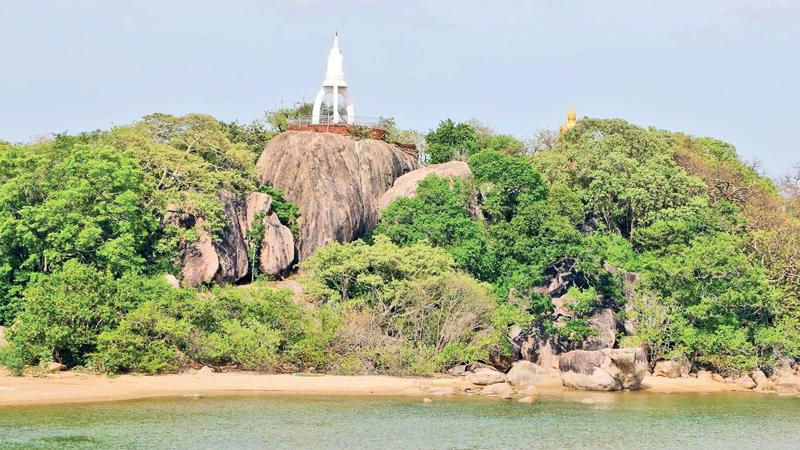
[181,226,220,287]
[212,190,250,284]
[559,348,648,391]
[259,212,295,276]
[377,161,475,212]
[506,361,550,387]
[515,332,561,372]
[256,131,418,259]
[241,192,296,277]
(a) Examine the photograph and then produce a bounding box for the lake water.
[1,393,798,449]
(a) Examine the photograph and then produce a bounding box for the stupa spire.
[312,33,355,125]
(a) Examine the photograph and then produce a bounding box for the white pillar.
[332,85,340,124]
[311,87,327,125]
[341,88,355,125]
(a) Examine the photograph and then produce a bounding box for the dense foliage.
[377,117,800,374]
[1,111,798,377]
[0,113,293,326]
[301,237,519,374]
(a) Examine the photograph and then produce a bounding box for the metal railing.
[286,115,385,129]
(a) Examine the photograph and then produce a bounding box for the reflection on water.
[0,393,799,449]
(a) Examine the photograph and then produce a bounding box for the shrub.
[3,261,169,369]
[93,283,327,373]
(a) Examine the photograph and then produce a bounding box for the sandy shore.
[0,367,760,407]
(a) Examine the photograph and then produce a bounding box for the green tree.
[425,119,478,164]
[375,176,497,281]
[0,143,160,323]
[633,233,780,372]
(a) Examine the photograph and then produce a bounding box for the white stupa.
[311,34,355,125]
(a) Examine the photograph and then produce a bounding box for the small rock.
[750,370,775,390]
[163,274,181,289]
[518,396,535,404]
[697,370,713,380]
[467,367,506,386]
[447,364,467,376]
[480,382,515,398]
[736,375,757,390]
[44,362,67,373]
[653,360,682,378]
[197,366,214,376]
[711,373,725,383]
[507,324,524,341]
[427,387,457,396]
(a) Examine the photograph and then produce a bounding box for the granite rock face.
[212,190,250,284]
[180,226,220,287]
[559,348,648,391]
[256,131,418,260]
[583,308,620,351]
[171,190,295,287]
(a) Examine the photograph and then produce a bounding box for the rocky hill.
[256,131,418,259]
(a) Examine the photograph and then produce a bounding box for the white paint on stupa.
[312,33,355,125]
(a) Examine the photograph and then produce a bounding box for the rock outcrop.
[377,161,474,211]
[516,258,627,358]
[256,131,418,259]
[559,348,648,391]
[584,308,620,350]
[170,190,296,287]
[242,193,296,276]
[213,190,250,284]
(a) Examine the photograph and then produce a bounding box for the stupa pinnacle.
[312,33,355,125]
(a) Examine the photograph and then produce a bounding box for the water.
[0,393,798,449]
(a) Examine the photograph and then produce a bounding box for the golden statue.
[560,107,577,134]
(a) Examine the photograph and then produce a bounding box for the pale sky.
[1,0,798,176]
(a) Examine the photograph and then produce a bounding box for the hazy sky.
[1,0,798,176]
